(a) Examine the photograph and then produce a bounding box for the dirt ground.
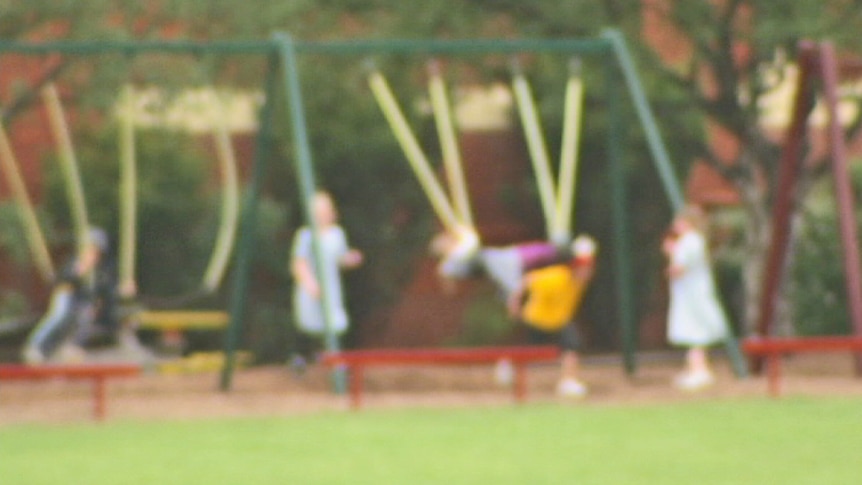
[2,351,862,425]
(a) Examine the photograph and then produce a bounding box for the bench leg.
[766,353,782,398]
[513,363,527,403]
[93,377,107,420]
[349,366,364,410]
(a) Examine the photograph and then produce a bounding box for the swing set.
[0,30,746,392]
[367,56,585,248]
[743,40,862,396]
[0,80,241,340]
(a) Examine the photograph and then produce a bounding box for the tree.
[627,1,862,333]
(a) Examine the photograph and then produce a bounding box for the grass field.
[2,397,861,485]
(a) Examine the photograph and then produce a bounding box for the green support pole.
[275,33,346,394]
[219,55,277,391]
[603,29,684,211]
[605,28,748,378]
[605,57,637,375]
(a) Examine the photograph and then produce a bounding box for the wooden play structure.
[743,40,862,394]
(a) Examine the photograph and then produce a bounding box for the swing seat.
[135,310,229,332]
[135,310,228,350]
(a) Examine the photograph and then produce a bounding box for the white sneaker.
[556,378,588,398]
[494,358,514,386]
[22,346,45,365]
[674,370,715,391]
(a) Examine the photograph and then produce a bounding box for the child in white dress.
[664,206,729,390]
[290,192,362,368]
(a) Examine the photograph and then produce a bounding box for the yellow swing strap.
[42,83,90,256]
[117,84,137,292]
[0,122,55,281]
[368,69,461,232]
[553,61,585,243]
[511,68,557,240]
[427,60,473,228]
[201,89,240,293]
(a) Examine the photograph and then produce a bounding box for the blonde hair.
[311,190,338,225]
[675,204,707,232]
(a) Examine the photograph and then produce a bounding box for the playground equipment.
[368,57,585,246]
[0,362,140,420]
[321,345,560,409]
[0,30,745,392]
[114,83,239,347]
[113,83,243,301]
[0,122,54,282]
[0,76,241,358]
[747,40,862,379]
[362,36,745,378]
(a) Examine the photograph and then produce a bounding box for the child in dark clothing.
[22,228,127,364]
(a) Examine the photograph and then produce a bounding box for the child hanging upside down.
[432,226,577,298]
[433,228,598,397]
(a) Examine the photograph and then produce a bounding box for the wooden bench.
[742,336,862,396]
[321,346,560,409]
[0,363,141,420]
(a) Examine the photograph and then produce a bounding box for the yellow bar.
[136,311,229,330]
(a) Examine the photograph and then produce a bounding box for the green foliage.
[42,124,215,297]
[452,288,515,346]
[0,288,30,319]
[708,207,749,330]
[790,162,862,336]
[0,203,42,266]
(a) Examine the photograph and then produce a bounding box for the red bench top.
[322,346,559,366]
[743,336,862,353]
[0,363,141,380]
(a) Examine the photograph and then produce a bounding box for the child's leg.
[23,287,78,362]
[675,345,715,390]
[686,346,710,374]
[558,322,581,381]
[556,322,587,397]
[560,350,580,381]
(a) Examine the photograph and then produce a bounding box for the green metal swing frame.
[0,29,745,391]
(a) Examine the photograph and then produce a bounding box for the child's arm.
[340,249,363,269]
[291,257,320,298]
[574,262,595,284]
[507,274,533,318]
[332,225,362,269]
[290,229,320,298]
